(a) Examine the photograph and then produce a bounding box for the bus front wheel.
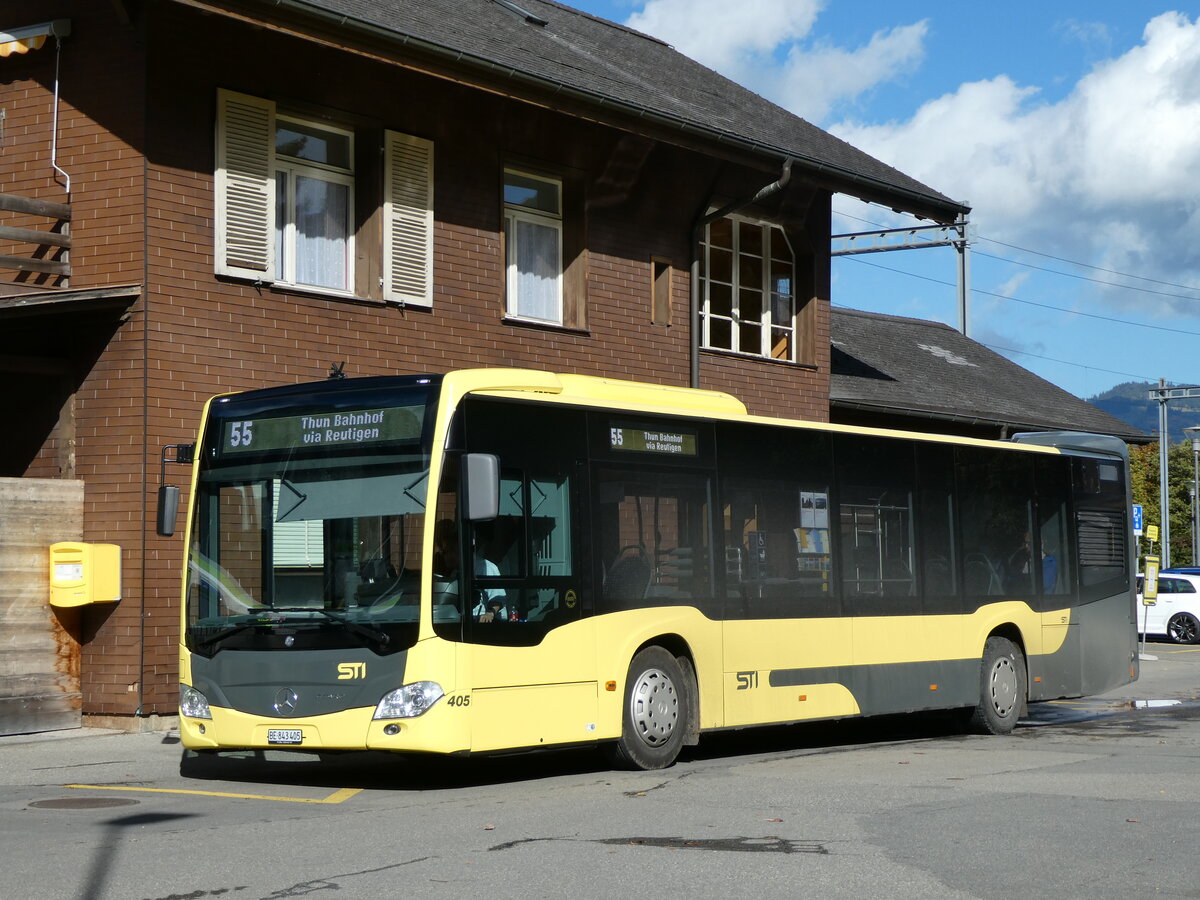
[609,646,689,770]
[968,636,1026,735]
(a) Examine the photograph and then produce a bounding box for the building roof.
[830,307,1148,441]
[242,0,967,222]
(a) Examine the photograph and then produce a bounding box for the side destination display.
[609,424,697,456]
[220,406,424,455]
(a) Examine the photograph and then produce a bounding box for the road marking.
[66,784,362,804]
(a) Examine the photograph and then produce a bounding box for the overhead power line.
[973,249,1200,303]
[978,342,1155,382]
[841,255,1200,338]
[977,235,1200,294]
[834,208,1200,301]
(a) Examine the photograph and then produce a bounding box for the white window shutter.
[215,89,276,279]
[383,131,434,306]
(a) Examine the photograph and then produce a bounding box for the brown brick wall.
[0,3,144,288]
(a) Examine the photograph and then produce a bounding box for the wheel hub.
[989,656,1018,717]
[630,667,678,747]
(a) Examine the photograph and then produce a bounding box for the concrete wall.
[0,477,84,735]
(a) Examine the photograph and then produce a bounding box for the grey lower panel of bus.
[767,591,1136,718]
[768,658,981,715]
[1030,588,1138,701]
[189,647,408,719]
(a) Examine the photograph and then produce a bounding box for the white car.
[1136,572,1200,644]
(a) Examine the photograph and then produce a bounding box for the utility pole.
[1148,382,1200,568]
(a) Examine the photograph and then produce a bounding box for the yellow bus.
[162,368,1137,769]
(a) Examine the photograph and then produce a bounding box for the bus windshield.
[184,380,441,656]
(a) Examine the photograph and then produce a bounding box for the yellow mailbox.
[49,542,122,607]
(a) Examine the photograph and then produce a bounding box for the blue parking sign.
[1132,504,1143,536]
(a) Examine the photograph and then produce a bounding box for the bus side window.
[835,435,917,610]
[956,448,1035,599]
[594,467,712,613]
[1073,456,1127,601]
[1036,456,1074,598]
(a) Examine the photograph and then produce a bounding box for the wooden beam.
[0,255,70,276]
[0,194,71,220]
[0,225,71,249]
[0,255,69,276]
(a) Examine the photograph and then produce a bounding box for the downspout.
[689,158,793,389]
[50,21,72,194]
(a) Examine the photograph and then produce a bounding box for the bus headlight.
[374,682,444,719]
[180,685,212,720]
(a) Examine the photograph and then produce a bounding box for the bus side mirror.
[157,485,180,537]
[156,443,195,537]
[463,453,499,521]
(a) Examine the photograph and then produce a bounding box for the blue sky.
[568,1,1200,399]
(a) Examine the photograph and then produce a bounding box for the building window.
[214,89,434,306]
[274,116,354,293]
[504,169,563,324]
[700,217,795,360]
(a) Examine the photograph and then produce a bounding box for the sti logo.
[337,662,366,680]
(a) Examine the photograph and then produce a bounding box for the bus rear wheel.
[967,636,1026,735]
[609,646,689,770]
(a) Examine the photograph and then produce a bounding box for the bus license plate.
[267,728,303,745]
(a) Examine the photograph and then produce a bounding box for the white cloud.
[624,0,927,120]
[831,12,1200,310]
[995,271,1032,299]
[625,0,824,73]
[774,23,928,121]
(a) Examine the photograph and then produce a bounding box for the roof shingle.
[830,307,1146,441]
[265,0,966,219]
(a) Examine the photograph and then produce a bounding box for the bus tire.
[1167,613,1200,644]
[609,646,689,770]
[968,636,1025,735]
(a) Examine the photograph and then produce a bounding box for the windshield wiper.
[272,607,391,649]
[192,621,263,653]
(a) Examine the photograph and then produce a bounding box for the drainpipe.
[49,20,72,194]
[689,158,793,389]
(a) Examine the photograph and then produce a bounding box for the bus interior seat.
[605,545,652,603]
[356,558,400,604]
[647,547,693,599]
[360,558,394,582]
[963,553,1002,595]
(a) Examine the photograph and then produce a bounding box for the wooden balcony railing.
[0,193,71,280]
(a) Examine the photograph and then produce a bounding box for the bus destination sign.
[609,424,697,456]
[220,406,423,455]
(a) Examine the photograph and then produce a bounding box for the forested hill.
[1087,381,1200,443]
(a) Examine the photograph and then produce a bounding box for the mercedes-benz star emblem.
[273,687,299,715]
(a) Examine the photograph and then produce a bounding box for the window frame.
[273,113,356,295]
[503,168,565,326]
[214,89,434,306]
[700,215,797,362]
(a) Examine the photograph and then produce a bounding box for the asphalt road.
[2,640,1199,900]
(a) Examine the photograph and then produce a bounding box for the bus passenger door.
[457,464,598,753]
